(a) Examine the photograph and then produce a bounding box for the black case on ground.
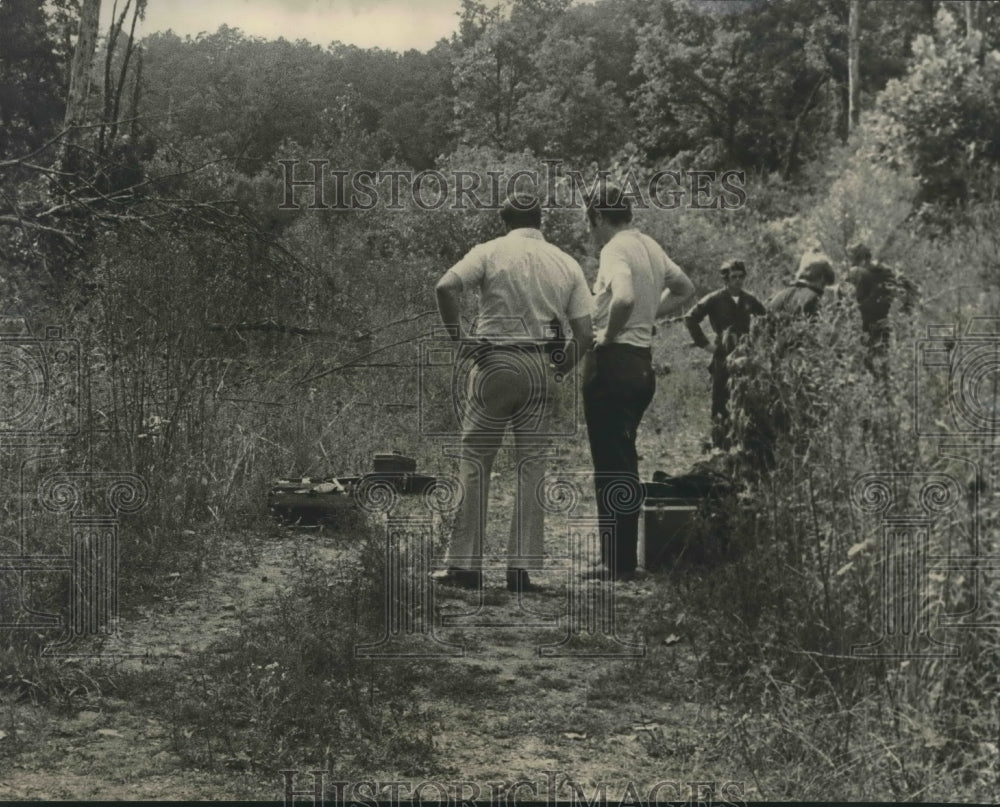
[641,473,734,570]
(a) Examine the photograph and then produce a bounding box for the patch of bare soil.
[1,410,755,802]
[0,533,319,800]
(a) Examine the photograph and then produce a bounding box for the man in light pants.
[432,193,594,592]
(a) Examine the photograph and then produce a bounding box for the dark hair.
[585,182,632,228]
[847,242,872,264]
[500,193,542,229]
[720,259,746,276]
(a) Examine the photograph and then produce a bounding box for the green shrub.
[865,7,1000,205]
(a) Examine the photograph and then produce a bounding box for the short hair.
[847,242,872,264]
[585,182,632,228]
[500,193,542,229]
[720,259,747,277]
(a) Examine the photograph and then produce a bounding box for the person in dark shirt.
[685,259,767,443]
[847,242,894,347]
[723,253,836,471]
[767,253,836,318]
[845,242,918,373]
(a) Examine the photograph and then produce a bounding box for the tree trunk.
[848,0,861,133]
[921,0,936,26]
[129,47,143,141]
[782,74,830,178]
[109,1,145,151]
[60,0,102,173]
[965,1,982,60]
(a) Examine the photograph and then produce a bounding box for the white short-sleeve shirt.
[592,229,688,348]
[449,228,594,339]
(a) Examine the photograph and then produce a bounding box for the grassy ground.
[1,320,996,802]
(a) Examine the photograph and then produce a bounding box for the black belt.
[477,341,545,353]
[594,343,652,358]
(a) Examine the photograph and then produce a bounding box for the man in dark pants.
[582,185,695,581]
[735,253,836,470]
[848,242,893,351]
[684,259,766,446]
[846,242,917,373]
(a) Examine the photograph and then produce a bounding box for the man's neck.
[602,224,633,247]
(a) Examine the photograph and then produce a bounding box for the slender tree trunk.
[965,1,982,59]
[109,1,145,150]
[848,0,861,133]
[494,51,502,147]
[99,0,131,159]
[61,0,102,173]
[129,47,143,141]
[782,74,830,178]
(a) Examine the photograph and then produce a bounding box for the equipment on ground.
[640,470,735,570]
[267,451,435,525]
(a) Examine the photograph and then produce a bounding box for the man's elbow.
[435,285,456,318]
[568,317,595,355]
[675,278,696,304]
[436,271,462,295]
[614,294,635,315]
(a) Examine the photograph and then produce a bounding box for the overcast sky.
[103,0,464,52]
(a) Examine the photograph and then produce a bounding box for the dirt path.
[0,418,753,801]
[1,526,747,800]
[0,533,315,800]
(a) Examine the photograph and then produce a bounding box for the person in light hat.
[768,252,836,318]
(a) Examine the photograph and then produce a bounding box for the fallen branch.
[206,320,338,336]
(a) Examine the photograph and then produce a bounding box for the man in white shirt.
[433,194,595,592]
[583,184,695,580]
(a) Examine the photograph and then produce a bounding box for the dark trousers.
[862,322,891,377]
[709,352,730,421]
[709,350,733,449]
[582,344,655,575]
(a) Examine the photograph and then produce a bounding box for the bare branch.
[297,329,439,386]
[0,215,80,245]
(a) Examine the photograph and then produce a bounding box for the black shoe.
[431,568,482,590]
[506,568,542,592]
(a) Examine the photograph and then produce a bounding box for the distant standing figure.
[730,253,836,471]
[768,253,836,318]
[847,242,895,348]
[846,242,918,371]
[684,259,766,441]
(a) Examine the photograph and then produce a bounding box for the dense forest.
[0,0,998,801]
